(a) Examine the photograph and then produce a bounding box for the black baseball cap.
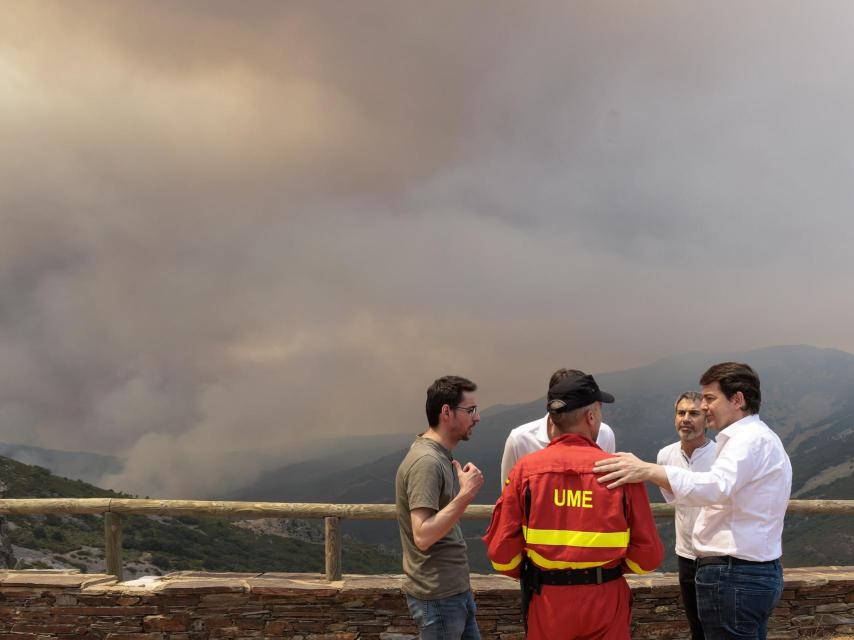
[547,371,615,413]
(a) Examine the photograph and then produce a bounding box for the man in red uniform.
[484,371,663,640]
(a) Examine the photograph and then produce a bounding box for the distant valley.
[0,444,123,487]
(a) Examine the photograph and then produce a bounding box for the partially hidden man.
[500,367,617,488]
[657,391,716,640]
[484,371,663,640]
[396,375,485,640]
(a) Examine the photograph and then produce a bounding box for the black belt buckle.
[595,567,603,585]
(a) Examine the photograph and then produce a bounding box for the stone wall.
[0,567,852,639]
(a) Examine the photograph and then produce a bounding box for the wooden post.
[104,512,123,581]
[325,516,342,581]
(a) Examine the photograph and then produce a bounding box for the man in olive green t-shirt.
[395,375,485,640]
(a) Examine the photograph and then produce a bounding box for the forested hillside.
[0,456,398,576]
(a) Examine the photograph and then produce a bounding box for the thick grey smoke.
[1,1,853,496]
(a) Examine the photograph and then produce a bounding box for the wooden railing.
[1,498,852,582]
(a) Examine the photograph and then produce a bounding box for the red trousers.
[527,576,632,640]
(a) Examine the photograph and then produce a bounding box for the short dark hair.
[549,368,585,390]
[425,376,477,427]
[699,362,761,414]
[674,391,703,408]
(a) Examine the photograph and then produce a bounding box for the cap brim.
[598,391,615,404]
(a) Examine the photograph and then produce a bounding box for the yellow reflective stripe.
[624,557,653,574]
[525,548,610,570]
[523,526,630,548]
[491,553,523,572]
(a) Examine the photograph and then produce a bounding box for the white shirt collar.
[716,413,760,445]
[681,438,715,462]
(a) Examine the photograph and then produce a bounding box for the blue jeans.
[695,559,783,640]
[405,589,481,640]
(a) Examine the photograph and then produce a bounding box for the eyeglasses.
[453,405,479,416]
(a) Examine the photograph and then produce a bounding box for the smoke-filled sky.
[2,1,853,497]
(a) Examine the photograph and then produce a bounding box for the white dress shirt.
[500,415,616,487]
[662,414,792,561]
[656,439,716,560]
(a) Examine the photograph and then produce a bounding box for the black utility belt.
[534,565,623,586]
[696,555,778,567]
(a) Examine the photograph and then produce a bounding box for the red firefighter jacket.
[483,433,663,577]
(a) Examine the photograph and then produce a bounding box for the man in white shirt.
[657,391,716,640]
[595,362,792,640]
[500,368,616,486]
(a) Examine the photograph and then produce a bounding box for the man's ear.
[732,391,746,411]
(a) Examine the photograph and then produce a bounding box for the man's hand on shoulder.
[453,459,484,501]
[593,452,655,489]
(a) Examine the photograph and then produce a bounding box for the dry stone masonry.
[0,567,852,639]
